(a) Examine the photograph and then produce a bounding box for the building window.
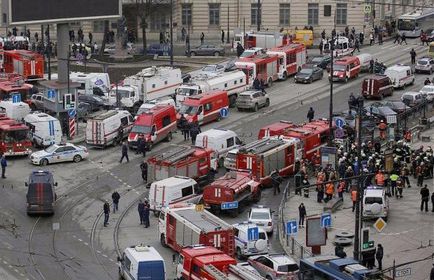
[279,4,290,25]
[307,4,319,26]
[182,4,192,26]
[93,21,105,33]
[209,4,220,25]
[336,3,347,25]
[251,3,262,26]
[150,13,167,31]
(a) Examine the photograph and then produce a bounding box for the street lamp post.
[257,0,261,32]
[226,5,230,44]
[170,0,174,66]
[328,36,335,145]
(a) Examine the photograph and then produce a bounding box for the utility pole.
[170,0,174,66]
[328,37,334,145]
[243,17,246,49]
[47,24,51,80]
[226,5,230,44]
[354,96,364,261]
[257,0,261,32]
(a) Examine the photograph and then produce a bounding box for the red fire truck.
[233,31,290,49]
[0,117,32,156]
[158,205,235,256]
[235,54,279,87]
[2,50,44,81]
[233,136,302,186]
[147,145,217,188]
[202,171,261,216]
[266,44,307,80]
[0,77,33,101]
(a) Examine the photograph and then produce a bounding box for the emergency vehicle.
[2,50,44,81]
[235,54,279,87]
[330,56,361,83]
[118,245,166,280]
[128,105,176,150]
[158,205,235,256]
[177,90,229,126]
[362,75,394,99]
[0,100,31,121]
[384,64,415,89]
[115,66,182,112]
[322,36,351,57]
[69,72,110,96]
[23,113,62,147]
[233,136,302,186]
[147,145,217,187]
[85,110,134,148]
[203,171,261,216]
[257,120,294,139]
[176,71,246,107]
[0,117,32,156]
[177,246,266,280]
[0,76,33,101]
[266,43,306,80]
[233,31,289,49]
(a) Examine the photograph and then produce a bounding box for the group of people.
[178,116,202,145]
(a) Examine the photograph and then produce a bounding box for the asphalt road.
[0,38,432,280]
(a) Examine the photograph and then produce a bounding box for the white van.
[0,100,31,121]
[401,91,424,107]
[362,186,389,221]
[195,128,243,167]
[85,110,134,147]
[224,148,239,171]
[70,72,110,97]
[148,176,200,213]
[233,222,269,258]
[24,113,62,147]
[118,245,166,280]
[384,64,415,89]
[356,53,373,72]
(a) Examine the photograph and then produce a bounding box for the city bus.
[298,255,391,280]
[397,8,434,38]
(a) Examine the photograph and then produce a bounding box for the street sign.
[195,204,204,212]
[320,213,332,228]
[395,268,411,277]
[47,89,56,99]
[220,107,229,118]
[334,128,345,139]
[221,201,238,210]
[11,93,21,103]
[335,117,346,128]
[373,217,387,232]
[52,222,60,231]
[286,220,298,236]
[364,4,372,13]
[68,109,76,118]
[386,115,397,124]
[247,227,259,241]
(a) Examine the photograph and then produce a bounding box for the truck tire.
[160,234,168,248]
[282,72,288,81]
[253,103,258,112]
[267,77,273,87]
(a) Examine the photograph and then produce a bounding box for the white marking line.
[8,265,12,269]
[20,273,25,277]
[83,242,89,246]
[14,269,19,273]
[72,235,76,239]
[78,238,82,242]
[102,254,108,258]
[123,182,127,185]
[3,260,8,265]
[109,258,115,262]
[96,250,101,254]
[135,191,140,195]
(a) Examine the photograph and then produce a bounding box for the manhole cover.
[335,231,354,238]
[334,237,353,246]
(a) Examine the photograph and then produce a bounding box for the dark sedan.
[78,95,111,111]
[365,105,397,122]
[307,55,331,69]
[187,44,225,56]
[294,67,323,83]
[371,101,410,114]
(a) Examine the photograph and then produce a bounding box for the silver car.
[187,45,225,56]
[236,90,270,112]
[415,57,434,74]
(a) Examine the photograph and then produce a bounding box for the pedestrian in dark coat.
[1,154,7,178]
[376,244,384,270]
[137,137,147,157]
[410,48,416,64]
[103,201,110,227]
[298,203,306,227]
[140,161,148,182]
[200,32,205,44]
[88,32,93,44]
[430,263,434,280]
[431,191,434,212]
[179,114,189,140]
[111,191,120,213]
[138,200,145,224]
[393,33,400,44]
[119,141,129,163]
[401,33,407,45]
[236,43,244,57]
[143,200,150,228]
[221,30,225,43]
[253,77,261,90]
[307,107,315,122]
[190,122,200,145]
[420,184,430,212]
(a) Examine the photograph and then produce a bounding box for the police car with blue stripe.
[30,143,89,166]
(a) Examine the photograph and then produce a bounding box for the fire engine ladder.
[156,145,195,163]
[250,139,285,154]
[228,264,266,280]
[204,264,230,280]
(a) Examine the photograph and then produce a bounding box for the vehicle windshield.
[136,106,154,115]
[421,86,434,93]
[178,87,198,96]
[238,94,252,100]
[45,145,58,153]
[311,57,324,63]
[240,50,254,57]
[202,66,217,72]
[278,264,299,273]
[2,129,28,142]
[333,64,346,71]
[131,125,152,134]
[398,19,416,31]
[251,211,270,220]
[365,197,383,204]
[179,105,198,116]
[418,60,428,65]
[110,89,132,99]
[299,69,313,74]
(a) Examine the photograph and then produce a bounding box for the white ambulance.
[24,113,62,147]
[0,100,31,121]
[384,64,415,89]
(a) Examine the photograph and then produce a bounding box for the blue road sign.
[321,213,332,228]
[47,89,56,99]
[221,201,238,210]
[286,220,298,236]
[11,93,21,103]
[220,107,229,118]
[68,109,76,118]
[335,117,346,128]
[247,227,259,241]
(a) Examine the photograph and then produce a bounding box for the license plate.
[256,223,264,226]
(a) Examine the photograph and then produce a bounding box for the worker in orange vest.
[404,130,411,142]
[325,182,334,201]
[338,180,345,200]
[375,170,385,187]
[351,188,358,212]
[378,120,387,140]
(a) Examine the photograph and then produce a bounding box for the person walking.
[378,120,387,140]
[401,33,407,45]
[200,32,205,44]
[143,200,150,228]
[416,164,424,187]
[1,154,7,179]
[88,32,93,44]
[325,182,334,202]
[138,200,145,225]
[103,201,110,227]
[430,263,434,280]
[138,136,147,157]
[393,32,400,44]
[140,161,148,182]
[369,32,374,46]
[410,48,416,64]
[179,114,189,141]
[236,43,244,57]
[375,244,384,270]
[111,191,120,213]
[338,180,345,200]
[190,122,200,145]
[298,203,306,228]
[420,184,430,212]
[181,27,186,41]
[307,107,315,122]
[389,171,399,197]
[119,141,129,163]
[431,191,434,212]
[351,188,357,212]
[221,30,225,44]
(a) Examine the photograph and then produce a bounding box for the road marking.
[78,238,82,242]
[20,273,25,277]
[83,242,88,246]
[3,260,7,264]
[109,258,115,262]
[102,254,108,258]
[96,250,101,254]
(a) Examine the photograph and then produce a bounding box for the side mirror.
[25,182,28,187]
[54,182,58,187]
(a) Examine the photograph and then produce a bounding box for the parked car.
[294,67,324,83]
[187,44,225,56]
[240,47,264,58]
[199,64,225,74]
[419,84,434,101]
[380,101,410,114]
[77,102,92,120]
[78,94,110,111]
[248,206,274,234]
[248,254,299,280]
[365,105,397,122]
[236,90,270,112]
[28,94,45,111]
[30,143,89,166]
[401,91,425,107]
[307,54,331,69]
[415,57,434,74]
[146,43,172,56]
[233,222,269,259]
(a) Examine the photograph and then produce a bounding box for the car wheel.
[166,132,173,142]
[190,52,196,56]
[160,234,168,248]
[73,155,82,163]
[237,107,243,112]
[265,99,270,107]
[309,78,313,84]
[282,72,288,81]
[266,276,273,280]
[40,158,49,166]
[254,103,258,112]
[214,51,220,57]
